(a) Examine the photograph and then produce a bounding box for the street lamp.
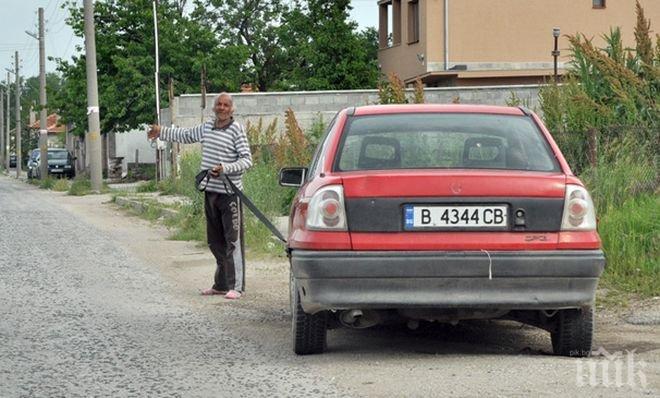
[552,27,561,83]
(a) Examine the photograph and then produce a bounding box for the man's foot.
[224,290,242,300]
[200,287,227,296]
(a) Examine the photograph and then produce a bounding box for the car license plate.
[404,205,508,229]
[51,169,63,173]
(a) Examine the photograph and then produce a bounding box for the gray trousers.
[204,191,245,292]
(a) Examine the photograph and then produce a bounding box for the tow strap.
[222,175,287,244]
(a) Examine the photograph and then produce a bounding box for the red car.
[279,104,605,356]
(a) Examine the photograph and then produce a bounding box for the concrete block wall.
[167,85,542,132]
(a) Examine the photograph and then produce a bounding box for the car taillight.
[561,184,597,230]
[306,185,347,230]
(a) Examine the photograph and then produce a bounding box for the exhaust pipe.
[339,309,380,329]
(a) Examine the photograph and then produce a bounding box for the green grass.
[598,194,659,296]
[52,179,70,192]
[139,199,163,221]
[68,178,92,196]
[39,177,56,189]
[164,194,206,241]
[136,179,158,193]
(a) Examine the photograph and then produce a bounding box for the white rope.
[481,249,492,280]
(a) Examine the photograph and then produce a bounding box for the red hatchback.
[279,104,605,356]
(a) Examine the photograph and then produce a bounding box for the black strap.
[222,175,287,243]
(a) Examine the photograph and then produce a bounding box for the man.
[148,93,252,300]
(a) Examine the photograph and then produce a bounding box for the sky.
[0,0,379,83]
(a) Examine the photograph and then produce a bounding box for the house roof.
[29,113,65,134]
[405,69,569,86]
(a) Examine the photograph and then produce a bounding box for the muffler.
[339,309,380,329]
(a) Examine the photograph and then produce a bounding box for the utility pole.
[83,0,102,192]
[152,0,162,183]
[14,51,21,178]
[0,85,4,169]
[5,72,9,171]
[27,8,48,178]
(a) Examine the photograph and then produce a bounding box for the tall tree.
[191,0,287,91]
[277,0,379,90]
[53,0,246,136]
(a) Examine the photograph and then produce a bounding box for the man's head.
[214,92,234,121]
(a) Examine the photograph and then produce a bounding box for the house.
[28,113,66,147]
[377,0,660,86]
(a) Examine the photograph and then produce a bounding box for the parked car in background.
[9,153,16,168]
[26,149,40,179]
[34,148,75,179]
[279,104,605,357]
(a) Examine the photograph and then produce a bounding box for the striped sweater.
[161,118,252,194]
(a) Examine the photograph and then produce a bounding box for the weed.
[52,179,70,192]
[137,179,158,193]
[599,194,659,296]
[39,177,55,190]
[140,200,163,221]
[68,178,92,196]
[413,78,425,104]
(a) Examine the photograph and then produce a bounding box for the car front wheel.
[551,307,594,357]
[290,274,327,355]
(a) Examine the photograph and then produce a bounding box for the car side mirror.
[279,167,307,187]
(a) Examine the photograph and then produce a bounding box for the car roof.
[352,104,526,116]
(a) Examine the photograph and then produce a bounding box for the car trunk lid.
[341,170,566,250]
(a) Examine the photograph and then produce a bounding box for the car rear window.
[336,113,559,172]
[48,151,69,160]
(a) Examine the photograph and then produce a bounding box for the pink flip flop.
[224,290,242,300]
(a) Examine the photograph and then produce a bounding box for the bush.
[39,177,55,190]
[52,179,70,192]
[68,178,92,196]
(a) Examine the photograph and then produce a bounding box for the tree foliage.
[53,0,246,136]
[191,0,286,92]
[51,0,380,136]
[276,0,379,90]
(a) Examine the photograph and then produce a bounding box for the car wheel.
[290,273,327,355]
[551,307,593,357]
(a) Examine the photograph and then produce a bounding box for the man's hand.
[209,164,224,177]
[147,124,161,140]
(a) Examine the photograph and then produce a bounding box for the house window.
[408,0,419,44]
[592,0,606,8]
[379,0,401,48]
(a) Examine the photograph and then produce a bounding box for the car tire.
[290,274,327,355]
[551,307,593,357]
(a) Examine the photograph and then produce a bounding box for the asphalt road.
[1,175,658,397]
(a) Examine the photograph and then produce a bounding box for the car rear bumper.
[291,250,606,313]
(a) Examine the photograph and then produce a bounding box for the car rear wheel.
[551,307,593,357]
[290,274,327,355]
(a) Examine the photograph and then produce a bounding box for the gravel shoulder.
[45,185,660,397]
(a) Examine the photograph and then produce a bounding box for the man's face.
[214,96,233,120]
